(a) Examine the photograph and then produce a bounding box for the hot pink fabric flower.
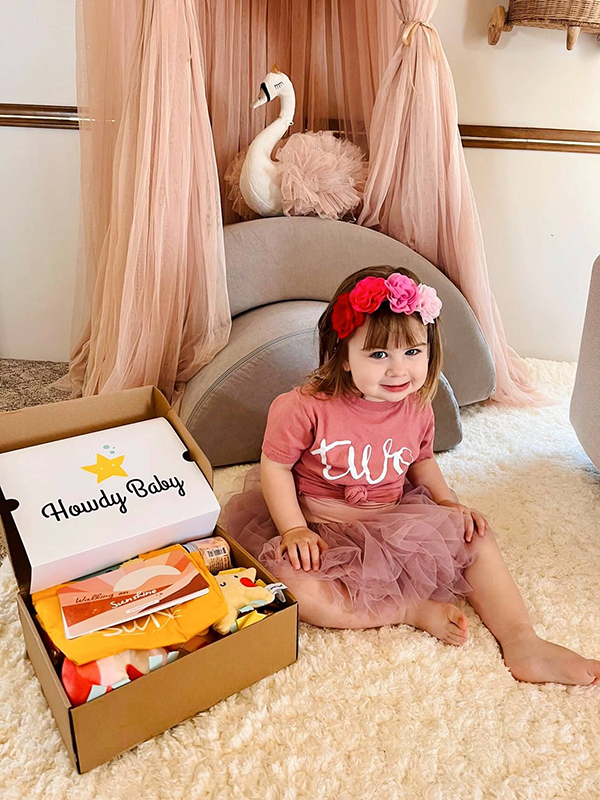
[416,284,442,324]
[349,277,389,313]
[385,274,420,314]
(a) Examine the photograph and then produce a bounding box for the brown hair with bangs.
[301,265,443,406]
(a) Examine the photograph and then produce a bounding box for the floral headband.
[331,275,442,340]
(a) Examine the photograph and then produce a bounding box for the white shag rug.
[1,359,599,800]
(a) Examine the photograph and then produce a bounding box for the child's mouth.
[381,381,410,393]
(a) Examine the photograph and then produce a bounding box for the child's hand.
[277,526,329,571]
[438,500,489,543]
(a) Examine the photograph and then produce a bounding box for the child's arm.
[260,452,308,534]
[260,453,329,571]
[406,457,455,504]
[407,457,488,542]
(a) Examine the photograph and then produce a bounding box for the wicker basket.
[508,0,600,29]
[489,1,600,48]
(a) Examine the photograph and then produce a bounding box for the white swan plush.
[225,66,368,220]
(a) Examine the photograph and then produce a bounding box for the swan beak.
[251,87,269,109]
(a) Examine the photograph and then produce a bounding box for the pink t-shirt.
[261,388,435,505]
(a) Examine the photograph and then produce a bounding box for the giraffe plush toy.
[212,567,275,635]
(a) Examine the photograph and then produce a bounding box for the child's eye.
[369,351,387,359]
[405,348,421,357]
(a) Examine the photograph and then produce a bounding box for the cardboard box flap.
[0,488,31,596]
[0,386,157,453]
[0,387,215,595]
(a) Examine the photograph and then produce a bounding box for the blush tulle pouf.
[219,464,480,624]
[224,131,368,221]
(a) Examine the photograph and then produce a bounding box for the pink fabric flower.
[349,277,389,313]
[385,274,420,314]
[416,284,442,324]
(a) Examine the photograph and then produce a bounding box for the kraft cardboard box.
[0,386,298,773]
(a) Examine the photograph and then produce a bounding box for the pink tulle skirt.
[219,465,481,625]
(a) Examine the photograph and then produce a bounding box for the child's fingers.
[473,512,487,537]
[464,511,475,542]
[277,538,290,562]
[318,537,330,551]
[287,544,302,571]
[298,542,312,571]
[310,542,321,570]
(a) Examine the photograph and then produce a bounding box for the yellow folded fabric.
[32,545,228,665]
[235,609,267,631]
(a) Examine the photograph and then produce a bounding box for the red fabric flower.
[348,277,389,313]
[331,292,365,339]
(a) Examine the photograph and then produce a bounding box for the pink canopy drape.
[58,0,231,404]
[61,0,539,409]
[196,0,400,223]
[358,0,544,406]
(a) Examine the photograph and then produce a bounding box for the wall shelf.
[488,2,600,50]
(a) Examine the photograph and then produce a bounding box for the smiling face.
[342,314,430,403]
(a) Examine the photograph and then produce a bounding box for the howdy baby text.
[40,475,186,522]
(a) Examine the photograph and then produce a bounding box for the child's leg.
[284,574,402,629]
[284,573,470,645]
[463,532,600,685]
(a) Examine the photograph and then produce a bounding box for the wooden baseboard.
[2,104,600,154]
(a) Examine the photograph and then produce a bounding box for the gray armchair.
[180,217,495,467]
[570,255,600,470]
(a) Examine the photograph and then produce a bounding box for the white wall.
[0,0,78,362]
[433,0,600,361]
[466,147,600,362]
[1,0,599,362]
[0,127,79,361]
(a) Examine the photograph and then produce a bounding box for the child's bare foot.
[403,600,469,646]
[500,625,600,685]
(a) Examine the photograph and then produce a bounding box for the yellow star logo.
[81,453,128,483]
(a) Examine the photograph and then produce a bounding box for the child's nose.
[386,365,407,377]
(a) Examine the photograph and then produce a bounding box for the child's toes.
[586,659,600,683]
[447,605,469,632]
[446,630,467,647]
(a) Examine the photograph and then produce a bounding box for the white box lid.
[0,417,220,592]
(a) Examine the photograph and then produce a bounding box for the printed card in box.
[0,417,220,592]
[57,547,211,639]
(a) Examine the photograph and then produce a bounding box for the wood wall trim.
[460,124,600,154]
[2,104,600,154]
[0,103,80,130]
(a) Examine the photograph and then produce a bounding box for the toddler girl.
[221,266,600,686]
